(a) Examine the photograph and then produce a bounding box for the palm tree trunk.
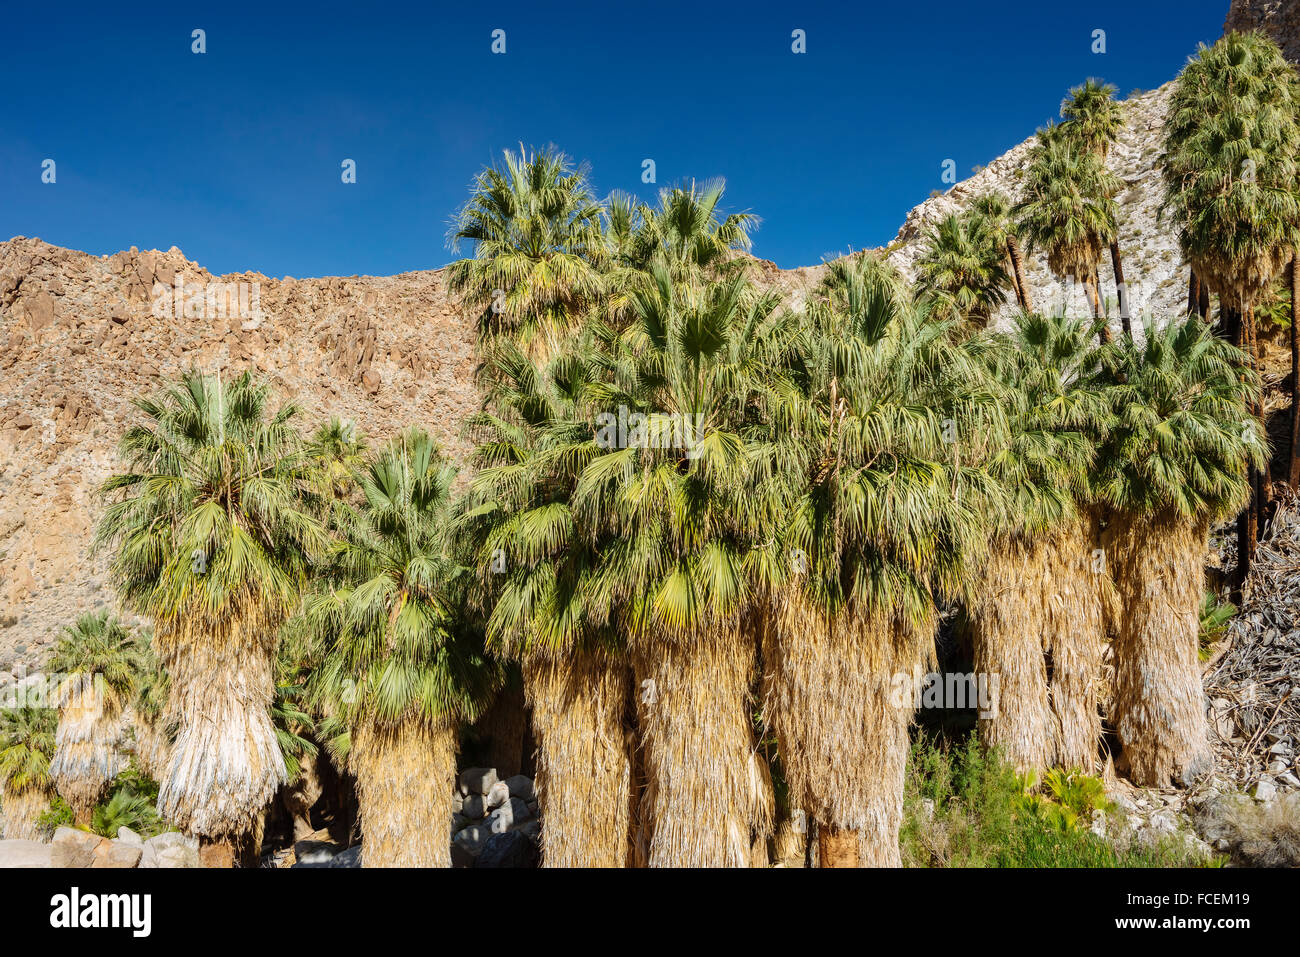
[524,647,632,867]
[50,678,123,826]
[766,592,925,867]
[1,788,52,840]
[1088,278,1111,342]
[1188,269,1201,317]
[350,716,457,867]
[971,538,1054,774]
[1006,238,1032,312]
[1044,513,1112,771]
[1106,511,1213,787]
[632,620,771,867]
[154,610,286,847]
[1288,258,1300,488]
[1200,283,1211,321]
[1110,242,1130,335]
[817,824,859,867]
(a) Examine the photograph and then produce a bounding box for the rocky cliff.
[1226,0,1300,63]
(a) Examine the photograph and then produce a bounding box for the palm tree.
[970,313,1113,774]
[970,191,1033,312]
[915,211,1011,325]
[1290,257,1300,488]
[447,147,605,358]
[461,335,635,867]
[1016,130,1122,338]
[94,369,328,865]
[764,256,998,866]
[306,429,497,867]
[1161,32,1300,591]
[46,611,145,824]
[304,417,367,526]
[1095,317,1265,786]
[573,266,792,866]
[0,707,56,840]
[1060,79,1130,333]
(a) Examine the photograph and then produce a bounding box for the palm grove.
[2,31,1298,867]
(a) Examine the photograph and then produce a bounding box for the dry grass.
[129,712,172,783]
[49,676,127,821]
[1106,512,1212,787]
[153,606,287,839]
[524,647,632,867]
[632,618,771,867]
[765,591,931,867]
[351,716,456,867]
[1,787,51,840]
[1193,791,1300,867]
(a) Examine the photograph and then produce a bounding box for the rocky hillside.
[1226,0,1300,63]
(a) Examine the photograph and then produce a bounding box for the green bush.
[901,733,1217,867]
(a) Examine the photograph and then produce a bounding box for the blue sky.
[1,0,1228,277]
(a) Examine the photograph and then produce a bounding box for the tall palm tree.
[764,256,998,866]
[447,147,605,358]
[970,191,1033,313]
[460,336,636,868]
[307,429,496,867]
[1016,130,1122,337]
[94,369,328,865]
[46,611,145,824]
[574,266,792,866]
[970,313,1113,774]
[127,631,171,783]
[1095,317,1264,786]
[1290,257,1300,488]
[1161,32,1300,592]
[1060,79,1131,333]
[915,211,1011,326]
[0,707,56,840]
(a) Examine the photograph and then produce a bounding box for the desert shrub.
[1192,792,1300,867]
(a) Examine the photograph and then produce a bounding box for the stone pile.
[451,767,540,868]
[0,826,202,868]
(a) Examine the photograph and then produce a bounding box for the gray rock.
[0,839,52,868]
[452,822,491,857]
[459,767,499,796]
[509,796,533,823]
[116,826,143,846]
[1252,777,1278,802]
[451,812,469,833]
[451,792,463,814]
[140,832,200,869]
[485,780,510,812]
[504,775,535,801]
[326,846,361,868]
[475,830,539,868]
[294,839,343,866]
[461,794,486,819]
[487,802,513,834]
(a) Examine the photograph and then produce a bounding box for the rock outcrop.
[1226,0,1300,63]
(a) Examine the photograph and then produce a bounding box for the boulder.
[325,846,361,868]
[459,767,499,796]
[50,828,108,868]
[452,822,491,858]
[485,780,510,812]
[0,839,52,868]
[475,830,539,869]
[116,826,143,846]
[91,842,142,868]
[509,796,532,823]
[294,839,344,866]
[140,832,200,869]
[487,802,513,834]
[504,775,535,801]
[461,794,486,820]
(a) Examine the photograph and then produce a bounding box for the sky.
[0,0,1230,278]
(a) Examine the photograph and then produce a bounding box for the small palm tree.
[448,146,605,357]
[46,611,146,825]
[915,212,1011,326]
[94,369,328,865]
[1060,79,1130,332]
[0,707,57,840]
[970,191,1033,312]
[1016,130,1122,337]
[1095,317,1265,786]
[307,429,497,867]
[127,632,171,783]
